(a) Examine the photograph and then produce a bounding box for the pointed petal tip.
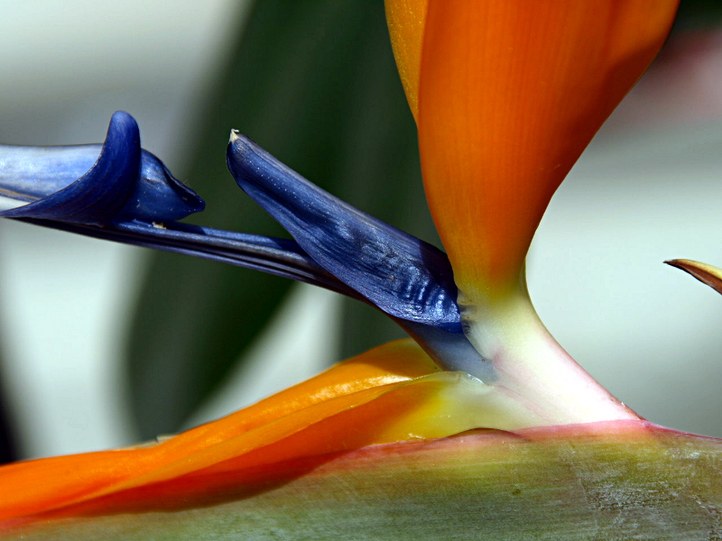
[666,258,722,295]
[227,133,259,169]
[110,110,138,128]
[227,132,257,158]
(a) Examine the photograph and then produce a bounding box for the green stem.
[460,285,639,427]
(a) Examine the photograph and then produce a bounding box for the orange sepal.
[417,0,678,297]
[0,340,445,523]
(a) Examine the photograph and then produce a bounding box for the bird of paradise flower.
[0,1,719,539]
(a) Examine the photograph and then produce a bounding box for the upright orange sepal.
[415,0,677,298]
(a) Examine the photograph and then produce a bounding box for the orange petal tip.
[666,258,722,295]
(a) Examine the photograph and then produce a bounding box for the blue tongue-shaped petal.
[0,145,102,202]
[0,111,204,224]
[227,132,462,332]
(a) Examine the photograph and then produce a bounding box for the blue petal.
[226,132,462,332]
[0,111,204,224]
[118,149,206,223]
[226,133,492,379]
[0,112,346,294]
[0,113,491,378]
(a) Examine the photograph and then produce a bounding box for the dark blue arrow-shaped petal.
[227,132,462,332]
[226,133,492,378]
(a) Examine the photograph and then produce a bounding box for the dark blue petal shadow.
[35,219,358,297]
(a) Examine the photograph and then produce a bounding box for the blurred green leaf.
[126,0,437,437]
[0,316,18,463]
[0,375,18,464]
[324,5,440,359]
[674,0,722,30]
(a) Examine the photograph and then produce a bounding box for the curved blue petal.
[0,111,141,224]
[0,111,204,224]
[226,132,462,332]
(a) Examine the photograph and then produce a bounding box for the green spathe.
[5,421,719,540]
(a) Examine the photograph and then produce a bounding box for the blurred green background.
[0,0,721,461]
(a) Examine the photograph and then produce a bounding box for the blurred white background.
[0,1,720,460]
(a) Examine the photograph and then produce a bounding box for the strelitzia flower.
[0,1,719,539]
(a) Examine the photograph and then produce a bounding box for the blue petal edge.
[34,219,357,297]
